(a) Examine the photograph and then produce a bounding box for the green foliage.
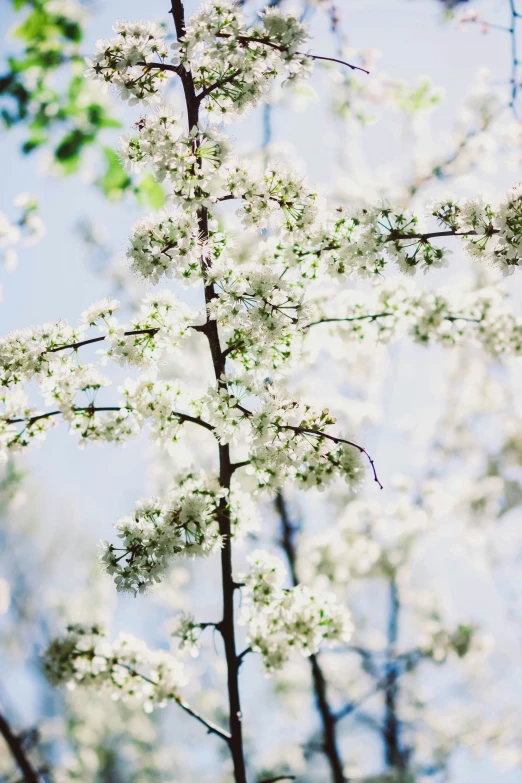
[97,149,165,206]
[394,77,443,114]
[1,0,161,203]
[136,173,165,209]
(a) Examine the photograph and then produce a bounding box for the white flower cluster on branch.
[308,279,522,357]
[286,187,522,279]
[206,255,309,369]
[85,22,172,104]
[127,206,203,283]
[242,550,353,672]
[180,2,312,120]
[195,376,369,489]
[0,293,202,462]
[101,474,228,594]
[122,185,522,298]
[85,3,313,116]
[43,624,186,712]
[121,106,231,207]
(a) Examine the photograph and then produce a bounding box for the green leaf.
[54,128,94,162]
[98,146,132,201]
[136,174,165,209]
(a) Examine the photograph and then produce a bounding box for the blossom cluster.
[206,256,309,369]
[0,292,193,387]
[308,279,522,357]
[421,619,478,664]
[297,491,432,587]
[170,612,204,657]
[125,162,317,285]
[101,473,261,594]
[123,185,522,314]
[0,321,83,388]
[181,3,312,120]
[0,292,202,462]
[121,106,231,207]
[195,376,366,490]
[242,550,353,672]
[226,164,318,231]
[85,21,172,104]
[126,206,202,283]
[279,188,522,279]
[84,292,194,366]
[43,624,186,712]
[248,386,365,490]
[85,4,312,117]
[100,474,225,594]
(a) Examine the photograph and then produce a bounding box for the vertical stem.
[0,707,43,783]
[219,444,247,783]
[169,3,247,781]
[275,491,347,783]
[382,576,406,771]
[509,0,520,118]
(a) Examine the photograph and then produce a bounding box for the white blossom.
[242,550,352,672]
[84,21,172,104]
[121,106,231,207]
[100,475,224,594]
[126,206,201,283]
[43,624,186,712]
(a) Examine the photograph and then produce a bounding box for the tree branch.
[175,696,232,743]
[334,683,384,723]
[235,404,382,489]
[113,662,231,743]
[0,708,43,783]
[280,425,383,490]
[5,406,215,433]
[305,314,393,329]
[237,646,252,664]
[382,577,408,772]
[304,313,483,330]
[386,228,498,242]
[170,2,248,781]
[136,60,184,75]
[197,69,242,101]
[217,32,369,74]
[45,328,159,355]
[275,491,347,783]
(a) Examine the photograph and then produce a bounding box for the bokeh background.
[1,0,522,781]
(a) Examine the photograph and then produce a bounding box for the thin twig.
[137,60,183,75]
[217,32,369,73]
[282,425,383,489]
[197,68,242,101]
[304,313,483,330]
[175,696,232,742]
[386,228,498,242]
[230,460,250,473]
[305,313,393,329]
[114,662,231,742]
[45,328,159,355]
[334,683,383,723]
[5,406,214,432]
[236,404,382,488]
